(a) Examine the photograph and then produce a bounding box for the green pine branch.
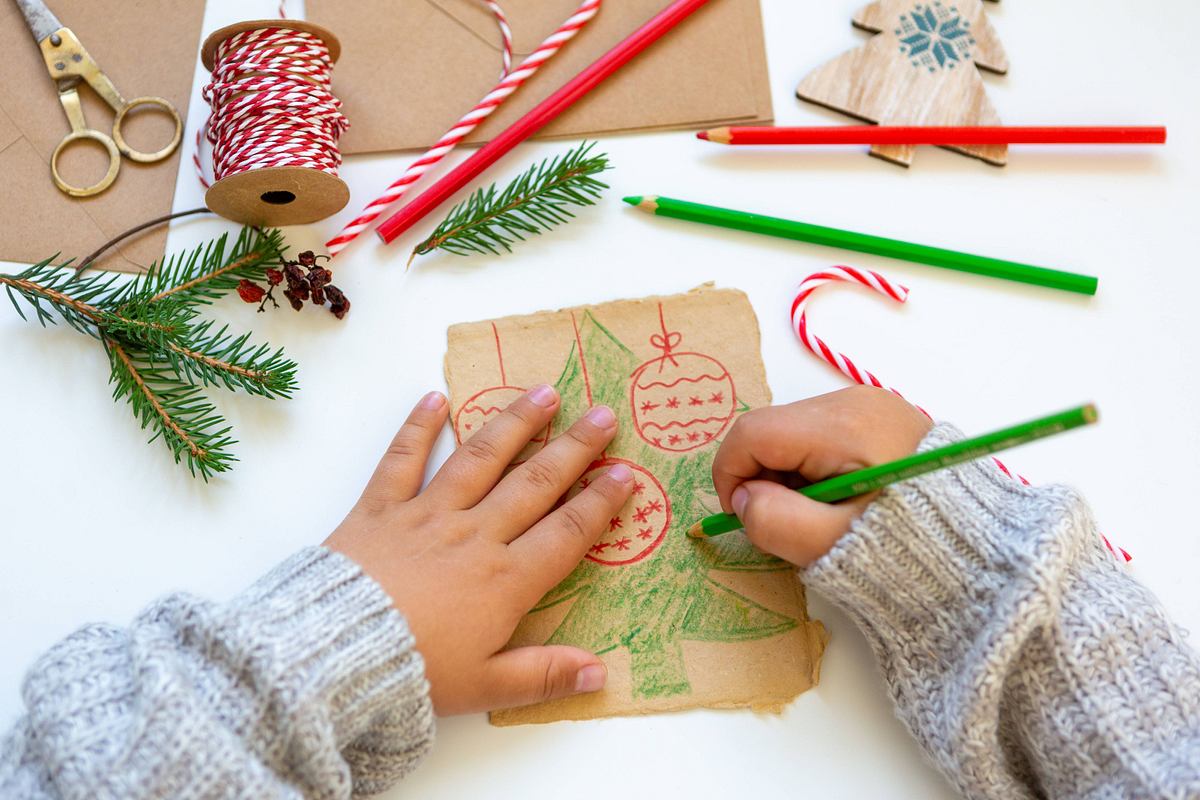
[411,141,610,263]
[104,337,237,478]
[99,296,200,349]
[126,226,287,306]
[164,319,297,399]
[2,261,125,334]
[1,229,299,480]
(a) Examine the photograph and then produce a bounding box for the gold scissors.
[16,0,182,197]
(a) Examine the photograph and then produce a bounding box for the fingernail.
[419,391,446,410]
[585,405,616,430]
[732,486,749,518]
[607,463,633,483]
[575,663,607,693]
[527,384,558,407]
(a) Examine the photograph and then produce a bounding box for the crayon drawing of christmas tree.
[796,0,1009,166]
[445,287,827,725]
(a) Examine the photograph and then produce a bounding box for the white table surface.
[3,1,1197,797]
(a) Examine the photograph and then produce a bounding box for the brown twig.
[77,207,212,273]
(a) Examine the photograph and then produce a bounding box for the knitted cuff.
[226,547,434,768]
[801,423,1091,653]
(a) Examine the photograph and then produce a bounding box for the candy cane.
[325,0,603,256]
[791,266,1132,562]
[790,266,927,417]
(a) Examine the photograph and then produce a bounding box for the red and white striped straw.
[791,266,1132,562]
[325,0,603,256]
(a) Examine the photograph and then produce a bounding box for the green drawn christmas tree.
[532,311,798,699]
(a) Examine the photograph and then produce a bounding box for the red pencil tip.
[696,131,709,141]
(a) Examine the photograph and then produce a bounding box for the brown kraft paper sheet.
[307,0,773,155]
[444,285,828,724]
[0,0,204,273]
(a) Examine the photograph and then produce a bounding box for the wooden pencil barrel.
[200,20,349,227]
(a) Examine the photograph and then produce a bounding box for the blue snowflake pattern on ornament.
[895,2,976,72]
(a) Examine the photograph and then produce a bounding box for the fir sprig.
[411,141,610,264]
[104,337,238,477]
[141,227,288,306]
[0,228,299,480]
[164,320,297,398]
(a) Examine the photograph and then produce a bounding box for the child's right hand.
[711,386,932,567]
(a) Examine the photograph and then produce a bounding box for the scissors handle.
[113,96,182,163]
[50,84,119,197]
[51,127,119,197]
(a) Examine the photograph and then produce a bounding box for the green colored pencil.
[623,195,1097,296]
[687,403,1098,539]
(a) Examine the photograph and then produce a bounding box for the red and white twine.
[481,1,515,77]
[196,1,517,194]
[325,0,604,256]
[791,266,1131,562]
[196,26,348,189]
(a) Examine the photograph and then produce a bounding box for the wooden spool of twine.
[199,20,349,226]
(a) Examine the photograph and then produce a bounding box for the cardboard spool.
[200,20,349,226]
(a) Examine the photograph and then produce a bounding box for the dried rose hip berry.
[237,279,265,304]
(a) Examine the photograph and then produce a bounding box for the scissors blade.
[15,0,63,44]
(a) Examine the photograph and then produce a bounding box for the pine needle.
[412,141,610,262]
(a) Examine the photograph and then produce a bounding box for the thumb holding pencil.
[709,387,932,566]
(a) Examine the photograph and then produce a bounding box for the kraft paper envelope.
[306,0,774,155]
[0,0,204,273]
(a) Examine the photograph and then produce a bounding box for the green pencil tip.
[622,196,642,206]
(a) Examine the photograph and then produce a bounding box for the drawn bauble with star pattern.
[631,350,736,453]
[567,458,670,567]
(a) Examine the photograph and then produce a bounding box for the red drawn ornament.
[568,458,670,567]
[453,323,550,464]
[630,304,736,453]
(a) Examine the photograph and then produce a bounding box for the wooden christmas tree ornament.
[200,21,350,226]
[797,0,1009,166]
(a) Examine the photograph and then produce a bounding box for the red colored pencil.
[378,0,714,245]
[697,125,1168,146]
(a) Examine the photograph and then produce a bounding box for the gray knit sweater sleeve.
[804,423,1200,799]
[0,547,434,799]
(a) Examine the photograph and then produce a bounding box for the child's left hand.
[325,386,632,715]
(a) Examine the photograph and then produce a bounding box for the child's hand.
[324,386,632,715]
[712,386,932,567]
